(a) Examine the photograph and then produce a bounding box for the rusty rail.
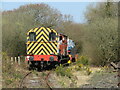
[45,71,53,90]
[19,71,32,88]
[110,62,120,88]
[19,71,53,89]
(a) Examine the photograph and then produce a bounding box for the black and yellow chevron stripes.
[26,27,58,55]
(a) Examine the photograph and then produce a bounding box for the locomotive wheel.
[29,64,34,70]
[55,63,60,68]
[40,61,44,70]
[35,67,40,71]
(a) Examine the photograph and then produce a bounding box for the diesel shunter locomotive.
[26,27,77,70]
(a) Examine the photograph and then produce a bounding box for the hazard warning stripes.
[26,27,58,55]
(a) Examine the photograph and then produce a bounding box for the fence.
[8,56,27,65]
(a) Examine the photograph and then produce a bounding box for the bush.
[55,64,73,78]
[77,56,89,65]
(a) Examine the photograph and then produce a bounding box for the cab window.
[29,32,36,41]
[49,31,56,41]
[59,36,62,41]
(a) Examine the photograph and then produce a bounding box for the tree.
[83,2,118,65]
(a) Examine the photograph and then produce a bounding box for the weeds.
[32,70,38,76]
[85,67,92,75]
[13,73,22,79]
[6,79,13,85]
[2,52,26,88]
[77,56,89,65]
[55,64,73,78]
[59,81,65,87]
[41,72,47,77]
[96,66,110,73]
[73,56,92,75]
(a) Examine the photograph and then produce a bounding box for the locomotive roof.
[27,27,58,35]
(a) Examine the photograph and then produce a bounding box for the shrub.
[77,56,89,65]
[55,64,73,78]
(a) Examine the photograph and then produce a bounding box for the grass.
[73,56,92,75]
[41,72,47,77]
[2,52,27,88]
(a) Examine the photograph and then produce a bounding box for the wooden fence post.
[11,57,13,65]
[15,57,17,63]
[18,56,20,65]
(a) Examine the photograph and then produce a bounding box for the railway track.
[18,61,85,88]
[18,62,75,88]
[19,70,53,89]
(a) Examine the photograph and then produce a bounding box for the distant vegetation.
[2,2,118,66]
[82,2,118,66]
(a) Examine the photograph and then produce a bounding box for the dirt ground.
[75,67,118,88]
[2,64,119,88]
[35,66,118,88]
